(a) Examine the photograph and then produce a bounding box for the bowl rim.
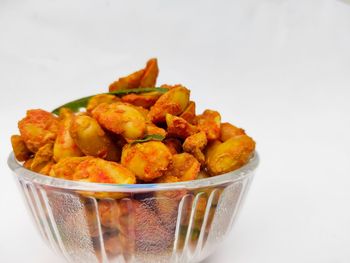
[8,151,259,192]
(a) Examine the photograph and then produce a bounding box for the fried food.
[220,122,245,141]
[121,141,172,182]
[73,158,136,184]
[121,91,162,109]
[70,115,120,161]
[11,58,257,259]
[163,138,183,155]
[196,110,221,141]
[166,114,198,139]
[109,58,158,91]
[18,109,59,152]
[49,156,92,180]
[92,102,146,140]
[12,58,255,185]
[30,142,54,175]
[53,110,83,161]
[205,135,256,175]
[183,131,207,164]
[11,135,32,161]
[149,86,190,123]
[86,94,120,113]
[164,153,200,181]
[180,101,196,124]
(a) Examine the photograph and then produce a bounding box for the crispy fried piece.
[140,58,159,88]
[23,158,34,170]
[183,131,207,164]
[87,94,120,113]
[121,91,162,109]
[145,123,167,137]
[30,142,54,175]
[53,112,83,162]
[11,135,32,161]
[196,110,221,141]
[73,158,136,184]
[57,107,73,119]
[109,69,145,92]
[70,115,120,161]
[154,174,180,183]
[121,141,172,182]
[98,200,120,229]
[164,153,200,181]
[92,102,146,140]
[50,156,92,180]
[18,109,59,152]
[166,114,198,139]
[205,135,255,175]
[180,101,196,124]
[149,86,190,123]
[163,138,182,155]
[220,122,245,141]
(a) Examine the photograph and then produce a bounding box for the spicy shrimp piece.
[73,158,136,184]
[164,153,200,181]
[121,141,172,182]
[121,91,162,109]
[220,122,245,141]
[109,69,145,92]
[11,135,32,161]
[205,135,255,175]
[70,115,120,161]
[166,114,198,139]
[18,109,59,152]
[183,131,208,164]
[92,102,146,140]
[149,86,190,123]
[49,156,92,180]
[86,94,120,113]
[163,138,183,155]
[30,142,54,175]
[53,111,83,162]
[139,58,159,88]
[196,110,221,141]
[180,101,196,124]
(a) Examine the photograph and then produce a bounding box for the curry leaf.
[131,134,165,144]
[52,87,168,115]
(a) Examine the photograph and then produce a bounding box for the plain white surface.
[1,0,350,262]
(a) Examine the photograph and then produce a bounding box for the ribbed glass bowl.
[8,152,259,263]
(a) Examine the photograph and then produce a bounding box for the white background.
[1,0,350,262]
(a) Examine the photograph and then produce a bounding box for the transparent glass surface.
[8,152,259,263]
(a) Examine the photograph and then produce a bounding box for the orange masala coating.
[92,102,146,140]
[196,110,221,141]
[121,141,172,182]
[12,58,256,188]
[149,86,190,123]
[73,158,136,184]
[18,109,59,152]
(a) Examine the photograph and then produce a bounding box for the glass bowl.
[8,151,259,263]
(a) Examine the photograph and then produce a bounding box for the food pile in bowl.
[11,58,255,184]
[9,58,257,263]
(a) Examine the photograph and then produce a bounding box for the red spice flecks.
[97,171,113,183]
